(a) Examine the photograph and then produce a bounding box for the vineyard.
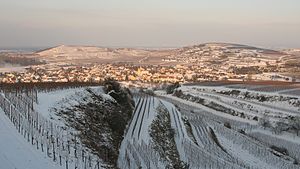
[1,82,300,169]
[156,83,300,169]
[0,86,109,169]
[119,92,286,168]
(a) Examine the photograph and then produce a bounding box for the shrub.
[259,115,271,128]
[289,116,300,136]
[173,90,183,97]
[166,82,180,94]
[270,145,289,156]
[224,122,232,129]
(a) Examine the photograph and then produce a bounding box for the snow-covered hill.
[0,83,134,169]
[35,45,169,64]
[31,43,300,67]
[0,109,63,169]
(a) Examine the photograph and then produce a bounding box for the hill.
[35,45,172,64]
[32,43,299,66]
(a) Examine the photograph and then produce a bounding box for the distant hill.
[35,45,170,64]
[29,43,298,66]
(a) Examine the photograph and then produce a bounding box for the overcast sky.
[0,0,299,48]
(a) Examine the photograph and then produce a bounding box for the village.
[0,63,296,84]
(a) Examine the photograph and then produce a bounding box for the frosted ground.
[1,83,300,169]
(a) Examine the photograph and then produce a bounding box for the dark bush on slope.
[54,83,134,168]
[166,82,181,94]
[270,145,289,156]
[103,78,135,121]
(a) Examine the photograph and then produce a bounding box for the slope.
[0,109,63,169]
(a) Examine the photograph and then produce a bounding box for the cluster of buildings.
[0,62,296,84]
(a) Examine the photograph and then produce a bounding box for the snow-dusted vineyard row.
[119,93,264,168]
[174,85,300,131]
[210,120,298,169]
[0,88,104,169]
[0,109,65,169]
[181,139,248,169]
[208,86,298,110]
[156,84,300,169]
[182,116,261,169]
[2,84,300,169]
[224,84,300,95]
[118,95,168,168]
[192,87,299,116]
[248,131,300,161]
[164,101,250,169]
[189,118,234,161]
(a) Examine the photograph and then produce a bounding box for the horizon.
[1,0,300,49]
[1,42,299,52]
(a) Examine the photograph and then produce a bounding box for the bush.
[270,145,289,156]
[166,82,180,94]
[274,120,289,134]
[253,116,258,121]
[224,122,232,129]
[238,129,246,135]
[103,77,121,94]
[173,90,183,97]
[289,116,300,136]
[259,115,271,128]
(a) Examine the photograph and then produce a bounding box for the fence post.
[66,160,69,169]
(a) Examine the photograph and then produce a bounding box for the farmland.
[0,81,300,169]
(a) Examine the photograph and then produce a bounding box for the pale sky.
[0,0,299,48]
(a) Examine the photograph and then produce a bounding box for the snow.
[156,87,300,169]
[250,128,300,145]
[118,96,165,168]
[160,100,189,162]
[0,86,108,169]
[118,95,194,168]
[217,135,273,169]
[2,84,300,169]
[156,90,257,125]
[166,85,300,128]
[0,109,63,169]
[211,120,299,169]
[35,87,104,120]
[181,85,300,114]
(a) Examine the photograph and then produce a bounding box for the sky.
[0,0,299,48]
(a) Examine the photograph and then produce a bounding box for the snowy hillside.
[1,81,300,169]
[118,94,190,168]
[155,83,300,168]
[118,91,287,168]
[0,87,105,169]
[0,109,63,169]
[0,83,134,169]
